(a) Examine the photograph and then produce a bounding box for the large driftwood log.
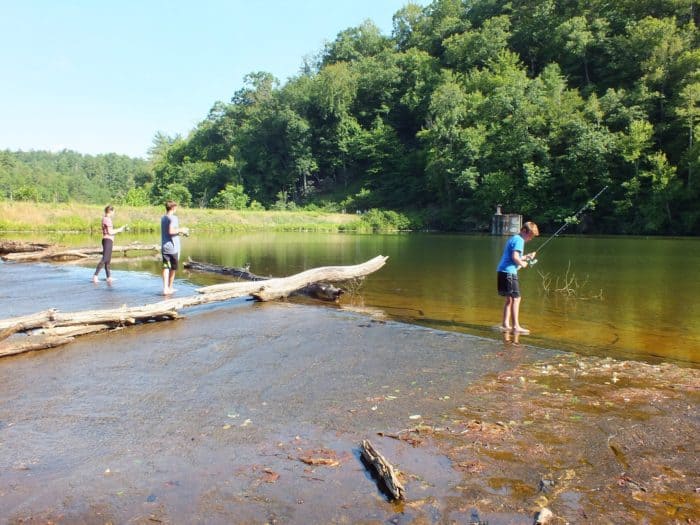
[360,439,406,501]
[0,325,110,358]
[0,310,57,342]
[0,241,52,255]
[0,256,388,357]
[1,243,160,262]
[198,255,388,301]
[184,258,345,302]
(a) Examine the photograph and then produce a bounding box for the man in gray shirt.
[161,200,189,295]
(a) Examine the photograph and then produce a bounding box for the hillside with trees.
[2,0,698,234]
[0,150,150,205]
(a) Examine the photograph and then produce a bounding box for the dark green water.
[14,231,700,365]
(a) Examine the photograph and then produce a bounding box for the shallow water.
[4,231,699,365]
[1,234,698,522]
[0,261,558,523]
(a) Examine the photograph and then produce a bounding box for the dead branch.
[184,258,268,281]
[360,439,406,501]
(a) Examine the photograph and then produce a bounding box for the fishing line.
[528,185,609,266]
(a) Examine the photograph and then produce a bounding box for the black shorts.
[497,271,520,298]
[162,252,179,271]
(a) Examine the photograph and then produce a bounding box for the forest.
[1,0,699,234]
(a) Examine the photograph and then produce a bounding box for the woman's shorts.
[497,271,520,297]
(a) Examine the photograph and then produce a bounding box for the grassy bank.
[0,202,364,233]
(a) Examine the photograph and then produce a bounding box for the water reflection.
[5,231,698,365]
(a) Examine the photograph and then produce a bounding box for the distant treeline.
[2,0,699,234]
[0,150,150,205]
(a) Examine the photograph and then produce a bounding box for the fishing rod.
[528,185,609,266]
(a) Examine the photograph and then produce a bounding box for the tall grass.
[0,202,360,233]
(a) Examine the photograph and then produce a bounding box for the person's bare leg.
[501,297,513,331]
[162,268,171,294]
[168,270,176,293]
[512,297,530,334]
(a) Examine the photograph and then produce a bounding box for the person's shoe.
[513,326,530,334]
[106,277,113,284]
[499,325,512,332]
[92,276,99,284]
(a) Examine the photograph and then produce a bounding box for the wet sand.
[0,262,698,524]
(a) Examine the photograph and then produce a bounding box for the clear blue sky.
[0,1,426,159]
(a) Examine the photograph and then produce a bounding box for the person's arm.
[513,250,529,269]
[168,222,189,236]
[107,225,128,235]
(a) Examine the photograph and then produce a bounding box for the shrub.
[359,209,412,232]
[210,184,250,209]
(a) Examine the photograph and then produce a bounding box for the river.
[2,231,698,523]
[15,230,700,366]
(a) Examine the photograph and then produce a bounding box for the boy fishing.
[496,221,539,334]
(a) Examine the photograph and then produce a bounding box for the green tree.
[209,183,250,209]
[675,81,700,186]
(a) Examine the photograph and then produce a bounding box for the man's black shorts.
[497,271,520,297]
[162,252,179,271]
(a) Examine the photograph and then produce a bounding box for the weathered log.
[0,334,76,357]
[184,258,268,281]
[198,255,388,301]
[0,256,388,357]
[1,243,160,262]
[298,283,344,302]
[0,325,111,358]
[185,258,345,302]
[0,309,57,342]
[359,439,406,501]
[0,241,53,255]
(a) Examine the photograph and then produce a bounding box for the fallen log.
[0,325,110,358]
[0,309,57,342]
[184,258,267,281]
[185,258,345,302]
[360,439,406,501]
[1,243,160,262]
[0,256,388,357]
[0,241,53,255]
[198,255,388,301]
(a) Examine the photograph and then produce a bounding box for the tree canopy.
[3,0,698,234]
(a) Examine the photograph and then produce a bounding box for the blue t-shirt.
[161,214,180,255]
[497,234,525,274]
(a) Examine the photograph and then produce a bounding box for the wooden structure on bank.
[490,204,522,235]
[0,249,388,358]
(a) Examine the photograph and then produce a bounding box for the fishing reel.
[525,255,538,267]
